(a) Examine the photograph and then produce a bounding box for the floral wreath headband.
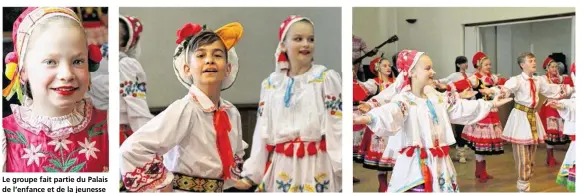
[172,22,243,91]
[3,7,103,104]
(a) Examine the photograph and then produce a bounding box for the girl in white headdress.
[236,15,342,192]
[119,22,247,192]
[118,15,153,145]
[354,50,512,192]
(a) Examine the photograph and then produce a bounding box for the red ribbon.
[213,109,235,180]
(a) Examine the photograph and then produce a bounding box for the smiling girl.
[354,50,512,192]
[1,7,107,172]
[236,15,342,192]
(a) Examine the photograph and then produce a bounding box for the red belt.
[266,137,327,158]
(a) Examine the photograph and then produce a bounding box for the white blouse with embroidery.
[367,90,494,192]
[119,86,247,192]
[241,64,342,189]
[119,52,153,131]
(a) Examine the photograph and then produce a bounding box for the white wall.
[352,7,398,65]
[481,18,573,77]
[354,7,575,78]
[121,7,342,107]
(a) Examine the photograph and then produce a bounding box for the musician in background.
[353,34,377,81]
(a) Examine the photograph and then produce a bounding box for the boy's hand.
[493,95,513,108]
[358,101,372,113]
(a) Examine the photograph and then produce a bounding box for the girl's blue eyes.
[43,59,85,66]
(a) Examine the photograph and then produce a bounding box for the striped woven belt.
[172,173,224,192]
[514,103,539,142]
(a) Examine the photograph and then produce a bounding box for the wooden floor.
[353,144,570,192]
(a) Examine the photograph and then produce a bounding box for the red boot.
[378,173,388,192]
[547,148,558,167]
[483,160,494,179]
[475,160,480,178]
[476,161,489,183]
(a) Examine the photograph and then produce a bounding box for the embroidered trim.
[123,155,167,192]
[501,135,545,145]
[120,77,147,98]
[392,101,408,117]
[264,78,275,89]
[271,172,331,192]
[231,154,244,179]
[172,173,224,192]
[325,94,342,118]
[394,178,425,193]
[308,70,328,84]
[11,99,93,139]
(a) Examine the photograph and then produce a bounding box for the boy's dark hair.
[455,56,467,72]
[185,31,228,61]
[119,18,130,48]
[517,52,535,70]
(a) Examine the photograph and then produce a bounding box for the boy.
[120,22,247,192]
[497,52,573,192]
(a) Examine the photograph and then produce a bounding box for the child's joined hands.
[546,100,565,110]
[459,88,478,99]
[358,101,372,113]
[234,179,253,190]
[353,115,371,125]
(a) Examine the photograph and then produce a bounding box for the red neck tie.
[213,109,235,180]
[529,78,536,108]
[462,72,468,80]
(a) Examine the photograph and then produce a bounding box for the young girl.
[538,57,573,166]
[358,55,396,192]
[552,62,575,192]
[458,52,507,182]
[354,50,512,192]
[119,22,247,192]
[355,56,393,165]
[436,56,472,163]
[1,7,107,172]
[236,15,342,192]
[118,15,153,145]
[353,61,372,164]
